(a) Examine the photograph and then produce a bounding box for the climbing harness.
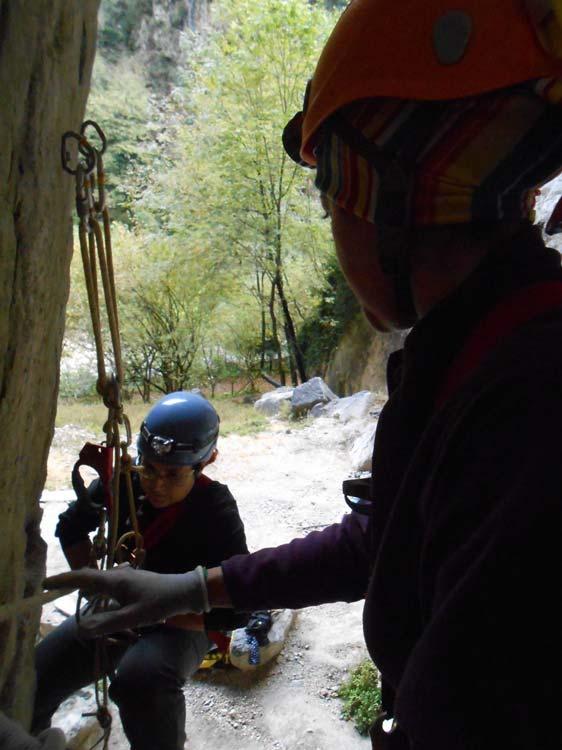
[61,121,145,749]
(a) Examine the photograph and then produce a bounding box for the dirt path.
[40,415,375,750]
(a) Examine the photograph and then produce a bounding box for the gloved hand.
[0,713,65,750]
[44,563,210,637]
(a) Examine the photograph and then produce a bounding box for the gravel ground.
[40,413,376,750]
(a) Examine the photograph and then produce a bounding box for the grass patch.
[339,660,382,736]
[211,394,268,436]
[55,394,268,438]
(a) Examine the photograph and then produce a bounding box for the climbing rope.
[61,121,145,749]
[0,589,75,623]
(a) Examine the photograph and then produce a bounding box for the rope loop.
[98,373,122,412]
[96,707,112,731]
[63,121,142,750]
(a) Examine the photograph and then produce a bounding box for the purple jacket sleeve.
[221,512,370,611]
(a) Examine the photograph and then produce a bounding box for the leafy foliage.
[98,0,153,58]
[125,283,202,396]
[298,256,360,376]
[85,55,152,218]
[339,660,382,736]
[98,0,211,90]
[135,0,337,384]
[68,0,354,397]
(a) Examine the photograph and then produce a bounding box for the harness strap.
[436,280,562,410]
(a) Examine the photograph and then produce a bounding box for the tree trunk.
[256,269,267,369]
[0,1,99,726]
[284,322,298,386]
[274,272,307,384]
[268,280,285,385]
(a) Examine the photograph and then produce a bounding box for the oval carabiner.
[81,120,108,156]
[61,131,96,175]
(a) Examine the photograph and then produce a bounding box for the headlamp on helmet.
[137,391,220,467]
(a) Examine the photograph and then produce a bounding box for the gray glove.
[44,563,210,637]
[0,713,65,750]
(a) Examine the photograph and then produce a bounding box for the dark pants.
[32,616,210,750]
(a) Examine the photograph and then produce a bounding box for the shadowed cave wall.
[0,0,99,726]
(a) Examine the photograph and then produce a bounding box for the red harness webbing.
[142,473,213,551]
[436,281,562,410]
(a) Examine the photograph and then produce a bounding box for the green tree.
[298,256,361,376]
[98,0,212,90]
[85,54,152,219]
[128,283,202,394]
[98,0,152,58]
[139,0,337,385]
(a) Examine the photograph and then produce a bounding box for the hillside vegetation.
[63,0,359,402]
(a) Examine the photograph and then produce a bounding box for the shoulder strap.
[142,501,186,551]
[436,281,562,410]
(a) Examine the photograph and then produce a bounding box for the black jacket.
[224,227,562,748]
[365,228,562,749]
[56,472,249,631]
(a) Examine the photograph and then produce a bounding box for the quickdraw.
[62,121,145,749]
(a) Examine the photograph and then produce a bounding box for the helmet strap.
[375,162,418,326]
[376,223,418,327]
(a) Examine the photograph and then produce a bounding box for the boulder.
[290,377,337,417]
[254,386,294,417]
[349,422,378,472]
[311,390,375,422]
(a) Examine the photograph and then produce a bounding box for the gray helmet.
[137,391,220,467]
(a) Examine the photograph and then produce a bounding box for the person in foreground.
[44,3,562,749]
[33,391,249,750]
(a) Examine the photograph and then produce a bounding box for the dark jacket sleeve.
[55,478,105,549]
[221,511,370,611]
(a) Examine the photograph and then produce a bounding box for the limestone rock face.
[0,0,99,726]
[325,313,406,397]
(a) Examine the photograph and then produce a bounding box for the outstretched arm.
[45,512,370,636]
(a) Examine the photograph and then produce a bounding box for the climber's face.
[140,460,195,508]
[328,201,404,332]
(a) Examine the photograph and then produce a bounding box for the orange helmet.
[300,0,562,165]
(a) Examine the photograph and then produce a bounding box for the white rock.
[313,391,375,423]
[254,387,294,417]
[291,377,337,417]
[349,422,377,472]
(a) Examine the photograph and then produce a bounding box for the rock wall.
[325,313,406,397]
[0,0,99,726]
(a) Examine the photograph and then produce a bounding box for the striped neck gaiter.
[314,80,562,229]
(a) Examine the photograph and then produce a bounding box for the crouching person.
[32,391,249,750]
